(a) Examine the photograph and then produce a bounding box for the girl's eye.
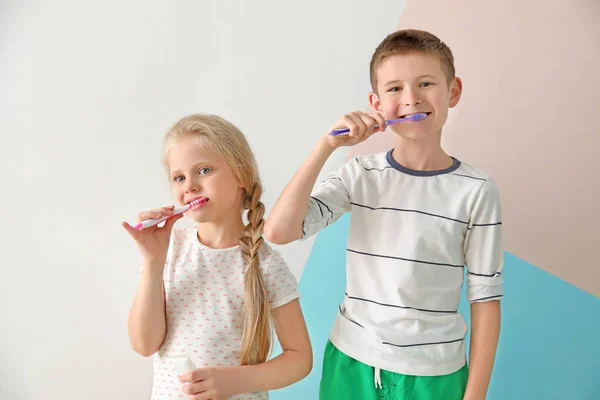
[199,167,212,175]
[389,87,401,92]
[420,82,432,87]
[174,176,185,183]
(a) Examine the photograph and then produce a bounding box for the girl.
[122,114,312,400]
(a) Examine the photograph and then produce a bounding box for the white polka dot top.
[145,227,300,400]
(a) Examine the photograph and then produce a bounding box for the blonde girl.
[122,114,312,400]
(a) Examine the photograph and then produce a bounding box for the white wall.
[0,1,405,398]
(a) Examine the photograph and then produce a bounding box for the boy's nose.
[402,96,422,107]
[401,88,422,106]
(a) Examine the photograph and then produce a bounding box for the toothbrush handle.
[328,115,421,136]
[136,215,171,230]
[135,204,190,230]
[328,121,393,136]
[329,127,351,136]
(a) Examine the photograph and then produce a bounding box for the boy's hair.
[164,114,272,366]
[369,29,455,91]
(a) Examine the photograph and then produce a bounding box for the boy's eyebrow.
[383,79,402,86]
[383,75,438,86]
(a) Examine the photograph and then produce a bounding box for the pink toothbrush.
[134,197,208,230]
[329,112,428,136]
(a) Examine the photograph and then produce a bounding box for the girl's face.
[167,136,242,224]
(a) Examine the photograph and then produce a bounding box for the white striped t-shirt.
[302,149,503,376]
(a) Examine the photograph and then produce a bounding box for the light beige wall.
[352,0,600,296]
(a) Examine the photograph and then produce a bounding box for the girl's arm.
[127,260,168,357]
[123,207,181,357]
[463,300,501,400]
[180,299,312,396]
[238,298,313,389]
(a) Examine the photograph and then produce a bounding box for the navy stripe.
[467,222,502,230]
[351,202,468,225]
[472,295,503,302]
[311,196,333,218]
[339,306,364,328]
[312,198,323,217]
[450,173,487,182]
[347,248,464,268]
[360,165,393,172]
[383,337,464,348]
[345,293,457,314]
[385,150,461,176]
[311,196,333,226]
[355,158,393,172]
[467,271,501,277]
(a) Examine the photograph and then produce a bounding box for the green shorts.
[319,340,468,400]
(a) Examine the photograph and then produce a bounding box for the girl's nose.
[184,179,200,193]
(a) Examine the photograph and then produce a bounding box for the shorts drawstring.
[374,366,382,389]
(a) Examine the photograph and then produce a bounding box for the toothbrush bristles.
[189,198,208,209]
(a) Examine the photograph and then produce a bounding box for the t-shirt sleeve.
[464,177,504,303]
[263,249,300,309]
[301,159,354,239]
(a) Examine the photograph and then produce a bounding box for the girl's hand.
[121,205,183,266]
[180,367,239,400]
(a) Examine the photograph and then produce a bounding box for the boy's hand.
[180,367,238,400]
[323,111,386,150]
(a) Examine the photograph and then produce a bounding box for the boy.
[265,30,502,400]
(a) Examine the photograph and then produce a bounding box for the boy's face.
[369,52,462,141]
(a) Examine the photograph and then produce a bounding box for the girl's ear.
[240,186,250,210]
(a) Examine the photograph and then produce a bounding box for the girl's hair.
[164,114,272,365]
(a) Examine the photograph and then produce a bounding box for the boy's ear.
[449,77,463,108]
[369,91,383,112]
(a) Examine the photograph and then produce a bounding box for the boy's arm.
[264,138,335,244]
[463,177,504,399]
[265,111,386,244]
[463,300,501,400]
